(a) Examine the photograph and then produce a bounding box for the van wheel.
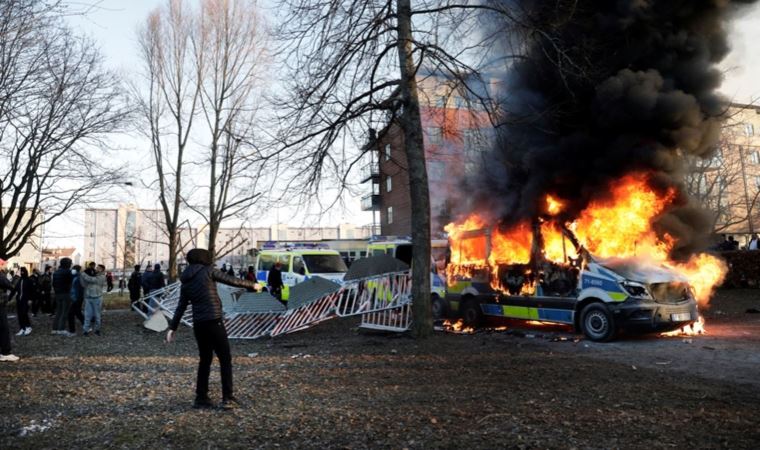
[460,298,483,328]
[580,303,616,342]
[431,294,448,320]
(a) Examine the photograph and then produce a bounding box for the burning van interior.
[447,218,586,298]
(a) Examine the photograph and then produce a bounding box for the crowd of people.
[0,257,168,362]
[715,234,760,251]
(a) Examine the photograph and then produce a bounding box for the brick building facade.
[362,72,496,237]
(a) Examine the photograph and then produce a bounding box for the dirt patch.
[1,289,759,449]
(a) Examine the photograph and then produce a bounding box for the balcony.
[361,193,381,211]
[360,162,380,183]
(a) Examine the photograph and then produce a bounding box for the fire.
[545,195,564,216]
[445,172,728,315]
[668,254,727,306]
[661,315,707,337]
[439,319,475,334]
[572,175,676,260]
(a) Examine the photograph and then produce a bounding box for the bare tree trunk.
[397,0,433,338]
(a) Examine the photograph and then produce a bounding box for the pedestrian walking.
[51,258,74,335]
[166,248,258,410]
[0,259,20,362]
[80,263,106,336]
[68,265,85,336]
[11,267,33,336]
[106,272,114,292]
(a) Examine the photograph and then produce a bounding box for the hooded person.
[166,248,259,410]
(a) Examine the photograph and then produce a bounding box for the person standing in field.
[267,261,284,302]
[12,267,35,336]
[80,263,106,336]
[52,258,74,335]
[166,248,258,410]
[128,265,143,311]
[68,265,85,336]
[0,259,19,362]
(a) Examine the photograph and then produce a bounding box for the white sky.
[46,0,760,250]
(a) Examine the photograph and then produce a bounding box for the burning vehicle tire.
[431,294,448,319]
[460,297,484,328]
[580,303,616,342]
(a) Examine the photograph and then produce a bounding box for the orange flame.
[445,173,727,311]
[661,315,707,337]
[545,195,564,216]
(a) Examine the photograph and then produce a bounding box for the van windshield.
[303,254,348,273]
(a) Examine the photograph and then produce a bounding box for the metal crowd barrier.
[132,271,415,339]
[359,303,413,332]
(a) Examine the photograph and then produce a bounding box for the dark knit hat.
[186,248,212,266]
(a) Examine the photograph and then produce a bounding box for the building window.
[387,206,393,224]
[428,127,442,145]
[745,123,755,137]
[751,150,760,165]
[755,176,760,189]
[384,144,391,161]
[436,96,446,107]
[386,175,392,192]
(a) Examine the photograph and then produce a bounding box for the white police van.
[255,244,348,301]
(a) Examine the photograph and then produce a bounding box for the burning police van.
[444,222,699,341]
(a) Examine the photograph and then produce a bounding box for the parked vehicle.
[366,237,447,315]
[444,224,698,341]
[255,246,348,301]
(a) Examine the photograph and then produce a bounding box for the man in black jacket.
[127,265,142,310]
[51,258,73,335]
[267,261,284,302]
[166,248,258,410]
[0,259,20,361]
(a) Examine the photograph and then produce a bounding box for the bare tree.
[0,0,126,260]
[134,0,200,281]
[136,0,267,271]
[272,0,503,338]
[687,119,760,234]
[192,0,266,259]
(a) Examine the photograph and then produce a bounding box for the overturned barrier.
[132,271,414,339]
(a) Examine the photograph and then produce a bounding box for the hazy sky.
[50,0,760,249]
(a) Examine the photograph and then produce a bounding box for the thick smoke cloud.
[471,0,758,259]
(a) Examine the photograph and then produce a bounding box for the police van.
[445,224,699,341]
[366,237,447,314]
[255,244,348,301]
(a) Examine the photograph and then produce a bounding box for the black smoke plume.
[471,0,758,259]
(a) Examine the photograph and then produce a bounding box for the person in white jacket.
[79,263,106,336]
